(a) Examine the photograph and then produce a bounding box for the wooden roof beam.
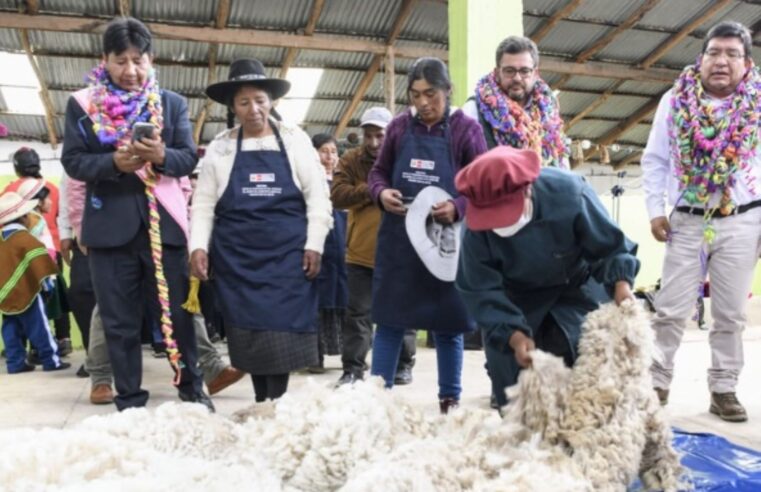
[0,12,446,60]
[18,29,58,148]
[334,0,416,137]
[540,56,678,82]
[281,0,325,79]
[639,0,732,68]
[566,80,623,130]
[193,0,229,144]
[115,0,130,16]
[531,0,583,43]
[613,150,643,170]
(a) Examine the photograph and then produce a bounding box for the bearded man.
[463,35,571,169]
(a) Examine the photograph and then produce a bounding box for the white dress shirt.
[642,89,761,220]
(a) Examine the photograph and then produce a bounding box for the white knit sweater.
[190,120,333,254]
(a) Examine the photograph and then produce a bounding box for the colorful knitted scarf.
[85,63,184,383]
[475,72,570,168]
[668,59,761,242]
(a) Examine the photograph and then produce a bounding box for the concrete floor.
[2,300,761,452]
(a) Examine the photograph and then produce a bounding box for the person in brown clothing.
[331,107,417,386]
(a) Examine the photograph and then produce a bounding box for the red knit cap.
[455,147,541,231]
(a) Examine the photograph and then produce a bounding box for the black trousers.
[67,241,96,351]
[53,252,71,340]
[341,264,415,376]
[89,230,202,410]
[484,314,574,407]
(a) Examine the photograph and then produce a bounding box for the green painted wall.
[449,0,524,106]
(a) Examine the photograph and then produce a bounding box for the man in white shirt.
[642,21,761,422]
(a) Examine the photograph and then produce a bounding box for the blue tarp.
[630,430,761,491]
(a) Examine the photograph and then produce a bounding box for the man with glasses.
[642,21,761,422]
[463,35,571,169]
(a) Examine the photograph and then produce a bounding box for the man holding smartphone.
[61,17,211,411]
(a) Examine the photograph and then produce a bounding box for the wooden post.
[384,48,396,114]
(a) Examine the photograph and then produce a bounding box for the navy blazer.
[61,90,197,249]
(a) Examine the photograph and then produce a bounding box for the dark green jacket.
[455,168,639,359]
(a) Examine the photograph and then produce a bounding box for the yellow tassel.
[182,276,201,314]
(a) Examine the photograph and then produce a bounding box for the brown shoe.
[654,387,669,406]
[90,384,114,405]
[207,366,246,396]
[710,392,748,422]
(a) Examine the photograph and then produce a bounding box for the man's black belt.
[675,200,761,219]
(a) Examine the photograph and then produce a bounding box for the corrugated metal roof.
[317,0,399,37]
[38,0,116,17]
[153,39,209,64]
[0,113,49,140]
[638,0,718,31]
[587,95,653,120]
[134,0,216,25]
[217,43,287,65]
[228,0,311,30]
[566,119,618,140]
[618,123,652,144]
[596,29,670,63]
[523,0,573,16]
[304,98,348,125]
[0,28,20,52]
[557,91,603,116]
[295,49,375,71]
[561,76,619,92]
[38,56,92,89]
[28,31,100,56]
[535,21,609,58]
[365,73,408,102]
[522,15,544,37]
[400,0,448,43]
[315,69,363,99]
[570,0,650,25]
[617,80,671,96]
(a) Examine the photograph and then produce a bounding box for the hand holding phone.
[131,122,156,143]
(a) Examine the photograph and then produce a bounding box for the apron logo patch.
[250,173,276,183]
[410,159,435,170]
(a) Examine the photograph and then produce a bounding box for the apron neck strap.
[235,118,287,155]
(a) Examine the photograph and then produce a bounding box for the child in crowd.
[17,178,72,356]
[0,191,70,373]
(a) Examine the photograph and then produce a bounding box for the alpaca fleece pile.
[0,301,683,491]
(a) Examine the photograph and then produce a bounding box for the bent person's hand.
[614,280,634,306]
[190,249,209,281]
[509,330,535,369]
[650,216,671,242]
[303,249,321,280]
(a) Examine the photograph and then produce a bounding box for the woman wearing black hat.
[190,59,333,402]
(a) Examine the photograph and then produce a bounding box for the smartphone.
[131,122,156,143]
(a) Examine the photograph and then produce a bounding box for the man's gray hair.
[495,35,539,67]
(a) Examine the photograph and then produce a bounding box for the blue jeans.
[2,296,61,372]
[371,325,463,400]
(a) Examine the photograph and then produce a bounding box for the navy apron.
[210,126,317,333]
[371,117,474,333]
[317,201,348,309]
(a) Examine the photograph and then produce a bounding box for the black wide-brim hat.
[205,58,291,104]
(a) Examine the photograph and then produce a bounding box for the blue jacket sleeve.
[575,184,640,288]
[61,96,121,182]
[456,229,532,350]
[159,93,197,178]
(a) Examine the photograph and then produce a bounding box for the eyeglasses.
[499,66,535,78]
[704,49,745,61]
